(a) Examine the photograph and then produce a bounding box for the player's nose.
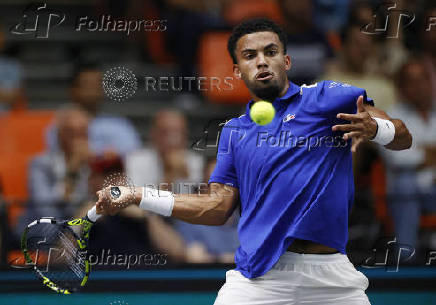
[256,53,268,68]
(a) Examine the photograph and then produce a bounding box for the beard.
[251,81,281,102]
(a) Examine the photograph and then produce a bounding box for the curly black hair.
[227,18,287,64]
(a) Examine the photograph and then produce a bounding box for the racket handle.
[87,206,102,222]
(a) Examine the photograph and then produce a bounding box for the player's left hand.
[332,95,378,152]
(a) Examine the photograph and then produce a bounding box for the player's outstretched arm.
[96,183,239,226]
[171,183,238,225]
[332,95,412,152]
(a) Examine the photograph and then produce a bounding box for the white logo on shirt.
[283,114,296,122]
[300,83,318,95]
[328,82,351,88]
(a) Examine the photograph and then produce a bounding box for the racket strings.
[56,231,86,279]
[25,222,86,291]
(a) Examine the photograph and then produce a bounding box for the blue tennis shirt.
[209,80,374,278]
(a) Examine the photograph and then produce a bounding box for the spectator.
[314,0,351,34]
[127,109,203,190]
[126,109,239,262]
[383,58,436,250]
[0,23,23,111]
[18,107,92,233]
[279,0,335,86]
[322,23,397,111]
[173,157,240,263]
[46,63,141,157]
[420,4,436,102]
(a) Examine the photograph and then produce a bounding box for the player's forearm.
[384,118,412,151]
[131,185,235,225]
[366,106,412,151]
[171,193,233,225]
[99,184,237,226]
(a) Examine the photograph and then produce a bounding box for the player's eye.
[266,49,277,56]
[243,53,255,59]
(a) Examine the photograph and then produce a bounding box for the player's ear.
[284,54,291,71]
[233,64,242,79]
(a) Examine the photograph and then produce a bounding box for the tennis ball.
[250,101,275,125]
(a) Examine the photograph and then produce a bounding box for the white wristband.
[87,206,101,222]
[139,187,174,217]
[371,117,395,146]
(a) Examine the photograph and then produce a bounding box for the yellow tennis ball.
[250,101,275,125]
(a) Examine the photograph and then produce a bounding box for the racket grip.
[87,206,102,222]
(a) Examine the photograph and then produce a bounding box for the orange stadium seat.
[370,158,393,234]
[0,153,31,227]
[0,110,55,227]
[198,31,251,104]
[0,111,55,156]
[370,157,436,235]
[142,0,174,65]
[223,0,284,26]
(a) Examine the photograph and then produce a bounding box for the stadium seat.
[0,111,55,156]
[0,111,55,226]
[198,32,251,104]
[223,0,284,26]
[0,153,31,227]
[370,158,436,234]
[142,1,174,65]
[370,158,393,234]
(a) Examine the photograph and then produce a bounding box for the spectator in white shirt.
[383,58,436,250]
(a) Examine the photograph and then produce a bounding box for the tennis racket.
[19,185,128,294]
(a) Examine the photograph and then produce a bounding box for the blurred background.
[0,0,435,304]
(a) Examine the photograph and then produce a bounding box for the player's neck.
[252,82,290,102]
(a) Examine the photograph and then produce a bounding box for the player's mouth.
[255,71,273,81]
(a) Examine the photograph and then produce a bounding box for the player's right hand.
[95,186,142,215]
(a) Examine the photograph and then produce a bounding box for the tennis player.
[96,18,412,304]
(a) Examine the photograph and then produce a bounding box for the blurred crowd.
[0,0,435,266]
